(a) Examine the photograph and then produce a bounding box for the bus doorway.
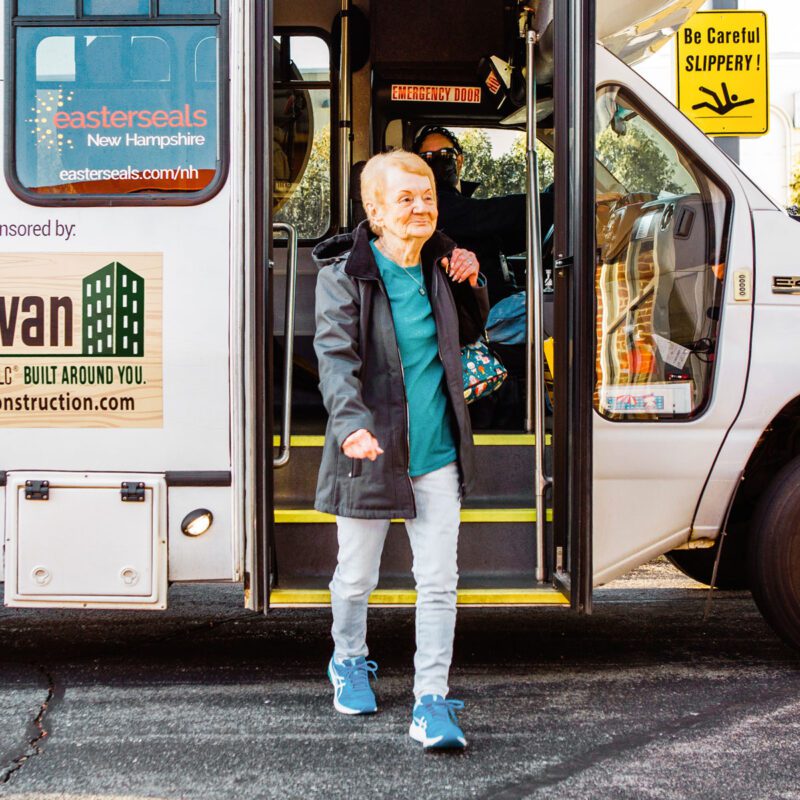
[261,0,593,610]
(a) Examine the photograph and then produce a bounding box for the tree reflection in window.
[594,87,730,420]
[272,34,331,241]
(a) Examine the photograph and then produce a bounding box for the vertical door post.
[552,0,595,612]
[251,0,274,613]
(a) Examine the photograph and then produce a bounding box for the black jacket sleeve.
[438,191,528,256]
[313,264,376,447]
[449,277,490,346]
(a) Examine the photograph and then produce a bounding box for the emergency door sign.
[676,10,768,136]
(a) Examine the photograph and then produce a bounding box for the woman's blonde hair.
[360,150,436,235]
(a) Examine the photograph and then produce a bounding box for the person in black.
[412,124,554,306]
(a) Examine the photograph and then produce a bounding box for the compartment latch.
[120,481,146,502]
[24,480,50,501]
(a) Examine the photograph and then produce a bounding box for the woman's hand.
[442,248,480,287]
[342,429,384,460]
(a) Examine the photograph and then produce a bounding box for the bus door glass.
[419,124,555,433]
[272,32,333,431]
[253,25,334,611]
[590,65,752,585]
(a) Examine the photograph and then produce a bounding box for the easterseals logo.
[0,261,145,357]
[54,104,208,131]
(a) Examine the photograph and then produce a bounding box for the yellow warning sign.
[676,10,768,137]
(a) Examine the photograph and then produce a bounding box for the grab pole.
[338,0,352,232]
[525,28,552,582]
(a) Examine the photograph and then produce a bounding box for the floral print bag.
[461,341,507,404]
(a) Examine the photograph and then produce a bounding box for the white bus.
[3,0,800,650]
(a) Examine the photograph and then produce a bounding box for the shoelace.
[344,659,378,693]
[422,697,464,722]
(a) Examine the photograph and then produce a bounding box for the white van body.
[1,1,798,631]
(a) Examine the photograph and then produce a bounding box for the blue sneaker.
[409,695,467,749]
[327,656,378,715]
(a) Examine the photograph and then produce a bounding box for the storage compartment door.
[6,472,166,608]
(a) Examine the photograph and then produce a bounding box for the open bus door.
[552,0,594,612]
[251,0,594,611]
[246,0,272,614]
[248,0,302,613]
[250,0,285,614]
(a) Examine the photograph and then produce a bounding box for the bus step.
[274,508,550,524]
[268,586,567,607]
[273,434,549,508]
[272,509,550,583]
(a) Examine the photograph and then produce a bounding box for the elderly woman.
[312,150,488,749]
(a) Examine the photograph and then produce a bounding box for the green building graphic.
[81,262,145,357]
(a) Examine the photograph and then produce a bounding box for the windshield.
[595,89,697,196]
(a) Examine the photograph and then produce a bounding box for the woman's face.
[372,168,438,242]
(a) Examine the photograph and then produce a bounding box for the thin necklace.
[376,239,426,296]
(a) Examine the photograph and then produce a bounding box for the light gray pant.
[330,461,461,699]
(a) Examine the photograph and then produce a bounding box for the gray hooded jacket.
[312,220,489,518]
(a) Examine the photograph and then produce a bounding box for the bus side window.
[131,36,171,83]
[594,87,731,421]
[161,0,217,12]
[272,33,333,242]
[9,3,227,204]
[18,0,75,14]
[195,37,217,84]
[83,0,150,15]
[84,35,125,84]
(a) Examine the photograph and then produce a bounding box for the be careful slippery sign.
[676,10,769,137]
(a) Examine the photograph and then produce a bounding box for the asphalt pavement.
[0,559,799,800]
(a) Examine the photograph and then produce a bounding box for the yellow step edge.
[272,435,327,447]
[472,434,553,446]
[273,434,551,447]
[275,508,553,524]
[268,587,569,606]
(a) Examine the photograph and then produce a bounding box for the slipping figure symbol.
[692,82,755,115]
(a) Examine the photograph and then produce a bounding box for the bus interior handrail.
[273,222,299,468]
[525,27,552,583]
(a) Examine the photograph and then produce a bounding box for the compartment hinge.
[24,480,50,501]
[120,481,146,502]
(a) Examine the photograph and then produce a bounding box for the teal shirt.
[370,241,457,477]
